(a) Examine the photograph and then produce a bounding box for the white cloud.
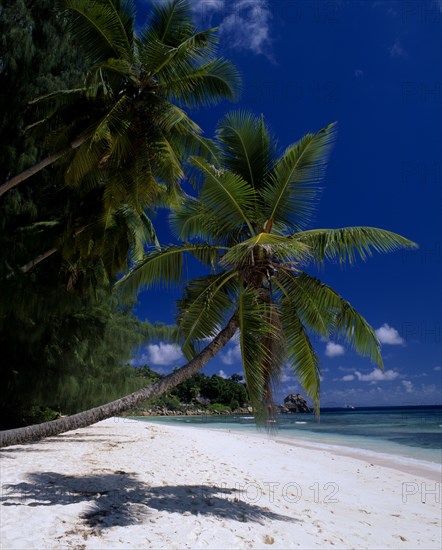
[280,371,292,383]
[325,342,345,358]
[389,39,406,58]
[188,0,272,56]
[354,369,400,382]
[220,1,272,56]
[401,380,414,393]
[153,0,272,55]
[434,366,441,371]
[221,343,242,365]
[322,379,442,407]
[410,372,427,379]
[375,323,404,345]
[342,374,355,381]
[218,369,228,379]
[146,343,184,366]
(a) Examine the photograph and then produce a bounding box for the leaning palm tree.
[0,113,416,447]
[118,111,417,421]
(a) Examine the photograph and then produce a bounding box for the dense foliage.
[0,0,151,429]
[0,0,240,431]
[132,369,249,412]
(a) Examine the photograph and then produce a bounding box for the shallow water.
[133,406,442,464]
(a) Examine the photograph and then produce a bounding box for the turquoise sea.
[133,406,442,465]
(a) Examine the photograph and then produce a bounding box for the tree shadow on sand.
[1,471,298,529]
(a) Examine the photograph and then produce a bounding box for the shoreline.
[1,417,441,549]
[136,419,441,482]
[133,415,442,480]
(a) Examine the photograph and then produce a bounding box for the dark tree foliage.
[0,0,150,429]
[0,0,86,180]
[139,370,249,411]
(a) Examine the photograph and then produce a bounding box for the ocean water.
[133,406,442,465]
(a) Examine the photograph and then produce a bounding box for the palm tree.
[118,111,418,421]
[0,113,416,447]
[0,0,240,280]
[0,0,239,199]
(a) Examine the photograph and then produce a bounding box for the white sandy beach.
[1,418,441,550]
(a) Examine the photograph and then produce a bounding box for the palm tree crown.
[118,111,417,422]
[56,0,240,198]
[1,0,240,280]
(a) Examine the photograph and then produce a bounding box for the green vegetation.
[1,0,233,429]
[0,1,417,446]
[130,370,249,413]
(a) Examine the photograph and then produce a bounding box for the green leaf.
[281,300,321,413]
[262,122,337,230]
[280,271,383,368]
[163,58,241,107]
[216,110,275,190]
[294,226,418,264]
[115,244,221,296]
[191,156,256,236]
[177,271,238,357]
[237,288,282,425]
[63,0,135,63]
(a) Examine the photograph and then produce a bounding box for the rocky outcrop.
[128,406,254,417]
[281,393,311,413]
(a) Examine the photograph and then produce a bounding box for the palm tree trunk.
[0,137,84,198]
[19,247,59,274]
[4,226,87,279]
[0,316,239,448]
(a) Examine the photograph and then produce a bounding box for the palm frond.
[149,96,201,134]
[262,122,337,230]
[191,157,256,236]
[177,271,238,357]
[143,28,216,78]
[281,271,383,368]
[277,272,331,339]
[142,0,194,47]
[27,89,88,124]
[64,139,107,188]
[280,300,321,413]
[237,288,281,425]
[85,58,136,91]
[216,110,275,191]
[163,58,241,107]
[16,221,61,233]
[294,227,418,264]
[115,243,221,296]
[63,0,135,62]
[90,93,131,144]
[170,196,215,241]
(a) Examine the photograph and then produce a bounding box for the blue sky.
[132,0,441,407]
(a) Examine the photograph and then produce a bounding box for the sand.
[1,417,440,549]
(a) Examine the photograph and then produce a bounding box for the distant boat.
[344,405,355,409]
